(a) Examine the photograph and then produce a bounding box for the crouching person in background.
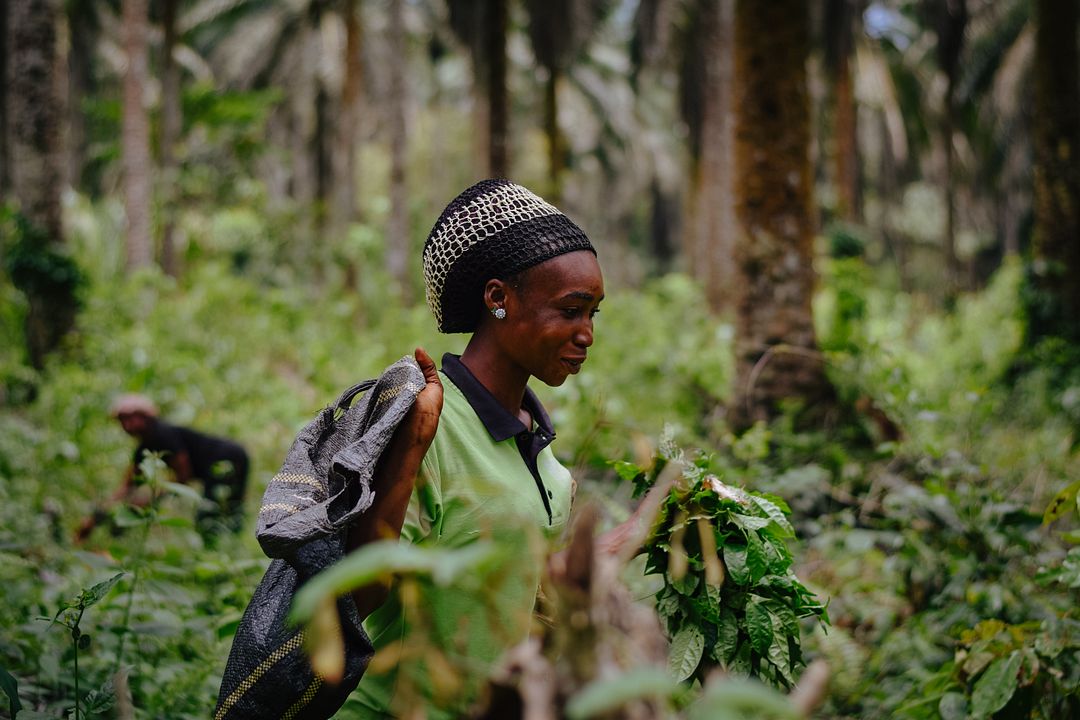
[75,393,249,544]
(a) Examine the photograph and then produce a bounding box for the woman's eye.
[562,308,581,318]
[589,307,600,318]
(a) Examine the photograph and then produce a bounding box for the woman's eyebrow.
[561,291,603,302]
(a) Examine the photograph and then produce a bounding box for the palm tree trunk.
[1029,0,1080,343]
[122,0,154,270]
[160,0,181,277]
[731,0,833,426]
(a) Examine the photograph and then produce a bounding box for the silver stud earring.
[493,307,507,320]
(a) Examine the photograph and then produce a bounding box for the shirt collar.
[441,353,556,443]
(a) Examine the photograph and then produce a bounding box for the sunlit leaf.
[687,676,798,720]
[290,540,501,625]
[566,668,682,719]
[305,595,344,684]
[1043,480,1080,525]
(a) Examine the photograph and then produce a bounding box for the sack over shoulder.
[214,356,426,720]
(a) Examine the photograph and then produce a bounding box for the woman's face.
[497,250,604,387]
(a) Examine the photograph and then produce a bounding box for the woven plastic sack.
[214,356,426,720]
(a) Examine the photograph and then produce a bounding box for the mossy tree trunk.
[1029,0,1080,345]
[731,0,834,426]
[9,0,80,369]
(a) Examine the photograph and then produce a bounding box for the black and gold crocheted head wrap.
[423,179,596,333]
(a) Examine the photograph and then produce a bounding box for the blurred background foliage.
[2,0,1080,718]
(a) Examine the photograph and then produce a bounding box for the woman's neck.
[460,338,529,420]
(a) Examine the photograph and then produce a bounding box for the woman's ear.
[483,279,509,315]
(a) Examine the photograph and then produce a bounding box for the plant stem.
[113,517,151,674]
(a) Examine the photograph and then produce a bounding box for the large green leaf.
[566,667,682,719]
[714,607,740,664]
[751,494,794,533]
[290,540,501,624]
[746,598,774,654]
[1,666,22,718]
[746,532,768,584]
[668,624,705,682]
[723,544,750,585]
[687,677,798,720]
[971,651,1021,717]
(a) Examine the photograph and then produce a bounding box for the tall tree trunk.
[0,0,9,196]
[543,66,565,201]
[160,0,181,277]
[486,0,509,177]
[938,0,967,300]
[9,0,78,367]
[331,0,362,286]
[682,0,736,314]
[386,0,411,300]
[731,0,833,426]
[1029,0,1080,344]
[824,0,861,222]
[122,0,153,270]
[66,0,96,194]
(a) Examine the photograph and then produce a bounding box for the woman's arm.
[347,348,443,619]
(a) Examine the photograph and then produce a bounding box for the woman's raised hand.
[411,347,444,446]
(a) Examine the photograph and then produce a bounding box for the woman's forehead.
[520,251,604,296]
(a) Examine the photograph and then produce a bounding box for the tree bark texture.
[937,0,967,299]
[160,0,181,277]
[330,0,362,265]
[122,0,154,270]
[9,0,78,367]
[9,0,64,242]
[386,0,411,300]
[682,0,736,314]
[1030,0,1080,343]
[0,0,9,195]
[66,0,97,194]
[824,0,861,222]
[732,0,832,425]
[485,0,509,177]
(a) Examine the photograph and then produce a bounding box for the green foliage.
[630,439,828,689]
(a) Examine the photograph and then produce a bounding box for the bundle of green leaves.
[618,441,828,689]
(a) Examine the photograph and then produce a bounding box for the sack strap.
[333,378,376,414]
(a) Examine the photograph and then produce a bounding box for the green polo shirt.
[351,355,574,718]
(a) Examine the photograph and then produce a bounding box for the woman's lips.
[563,356,586,372]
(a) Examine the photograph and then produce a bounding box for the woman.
[346,179,604,717]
